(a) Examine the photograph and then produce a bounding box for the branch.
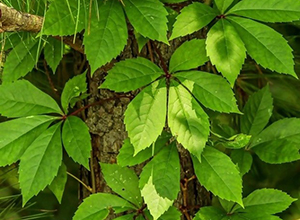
[0,3,84,54]
[0,3,43,33]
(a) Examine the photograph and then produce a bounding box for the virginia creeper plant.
[0,0,300,219]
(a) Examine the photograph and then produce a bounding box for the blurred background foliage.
[0,2,300,220]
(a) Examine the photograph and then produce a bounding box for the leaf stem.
[67,171,93,193]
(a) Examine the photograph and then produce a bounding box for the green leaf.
[160,0,187,3]
[114,214,135,220]
[0,115,57,166]
[241,85,273,136]
[141,176,173,220]
[228,16,296,78]
[214,0,234,13]
[123,0,168,44]
[73,193,136,220]
[117,131,171,167]
[170,2,218,40]
[139,142,180,200]
[222,133,251,149]
[61,72,87,114]
[159,206,181,220]
[206,19,246,86]
[43,0,87,36]
[3,37,41,83]
[0,80,63,117]
[62,116,91,169]
[219,198,236,213]
[193,206,227,220]
[192,147,243,206]
[231,149,252,176]
[227,0,300,23]
[235,189,296,215]
[19,122,63,205]
[124,81,166,155]
[84,0,128,74]
[168,82,210,161]
[169,39,208,73]
[100,57,164,92]
[135,31,149,52]
[100,163,142,207]
[230,213,281,220]
[48,163,67,203]
[176,71,240,113]
[44,37,63,72]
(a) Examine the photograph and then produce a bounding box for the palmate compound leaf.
[124,80,166,155]
[214,0,235,13]
[169,39,208,73]
[100,163,142,207]
[250,118,300,163]
[48,163,67,204]
[19,122,63,205]
[0,115,57,167]
[100,57,164,92]
[168,81,210,161]
[227,0,300,23]
[240,85,273,136]
[228,16,297,78]
[206,19,246,86]
[141,176,173,220]
[2,37,41,83]
[73,193,136,220]
[123,0,168,44]
[117,131,172,167]
[62,116,91,170]
[235,189,296,215]
[84,0,128,74]
[61,72,87,114]
[170,2,218,40]
[44,37,63,72]
[43,0,87,36]
[176,71,240,113]
[192,147,243,206]
[139,142,180,200]
[0,80,63,117]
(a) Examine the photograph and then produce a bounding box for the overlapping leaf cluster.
[1,0,300,219]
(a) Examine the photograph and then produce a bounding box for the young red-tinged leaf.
[44,37,63,72]
[139,142,180,200]
[100,163,142,207]
[176,71,240,113]
[3,37,41,83]
[117,131,171,167]
[169,39,208,73]
[62,116,91,170]
[84,0,128,74]
[206,19,246,86]
[0,115,57,166]
[214,0,235,13]
[227,0,300,23]
[194,207,227,220]
[19,122,63,205]
[48,163,67,203]
[168,82,209,161]
[0,80,63,117]
[61,72,87,114]
[123,0,168,44]
[100,57,164,92]
[141,176,173,220]
[231,149,253,176]
[241,85,273,136]
[124,81,166,155]
[192,147,243,206]
[228,16,296,78]
[73,193,136,220]
[170,2,218,40]
[235,189,296,215]
[43,0,87,36]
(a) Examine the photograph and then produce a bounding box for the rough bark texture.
[0,3,43,33]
